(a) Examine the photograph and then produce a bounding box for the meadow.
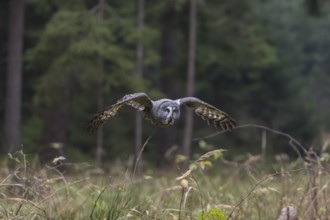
[0,146,329,220]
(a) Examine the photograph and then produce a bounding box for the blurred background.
[1,0,330,169]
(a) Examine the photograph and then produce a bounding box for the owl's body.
[87,92,236,132]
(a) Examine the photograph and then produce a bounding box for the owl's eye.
[165,107,171,113]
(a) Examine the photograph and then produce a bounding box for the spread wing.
[87,92,153,132]
[178,97,236,131]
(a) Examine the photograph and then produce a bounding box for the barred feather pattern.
[126,101,145,111]
[195,107,236,131]
[87,105,121,132]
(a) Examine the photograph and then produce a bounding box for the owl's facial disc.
[163,106,180,125]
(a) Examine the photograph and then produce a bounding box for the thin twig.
[45,164,69,196]
[191,174,205,217]
[0,203,9,219]
[183,187,193,208]
[15,149,31,216]
[15,181,30,216]
[9,197,50,219]
[227,172,280,219]
[178,187,184,220]
[132,136,151,178]
[43,178,89,201]
[0,174,13,185]
[194,124,307,158]
[90,185,108,220]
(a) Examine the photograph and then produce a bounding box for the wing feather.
[87,92,153,132]
[179,97,236,131]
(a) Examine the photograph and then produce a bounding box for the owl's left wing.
[178,97,236,131]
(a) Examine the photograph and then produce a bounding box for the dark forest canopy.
[1,0,330,166]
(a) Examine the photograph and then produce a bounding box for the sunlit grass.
[0,150,329,219]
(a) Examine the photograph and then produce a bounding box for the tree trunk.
[133,0,145,174]
[95,0,106,167]
[95,59,104,167]
[157,2,179,168]
[182,0,197,168]
[305,0,320,15]
[4,0,25,153]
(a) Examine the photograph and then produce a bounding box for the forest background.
[1,0,330,169]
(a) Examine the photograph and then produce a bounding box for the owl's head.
[156,100,180,126]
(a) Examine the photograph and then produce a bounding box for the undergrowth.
[0,146,329,219]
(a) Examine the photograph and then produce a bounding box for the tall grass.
[0,147,329,219]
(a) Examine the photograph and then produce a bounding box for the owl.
[87,92,236,132]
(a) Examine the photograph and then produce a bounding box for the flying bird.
[87,92,236,132]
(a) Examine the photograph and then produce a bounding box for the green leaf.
[175,154,187,163]
[197,160,213,170]
[320,152,330,162]
[198,207,227,220]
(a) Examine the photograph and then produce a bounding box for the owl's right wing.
[87,92,153,132]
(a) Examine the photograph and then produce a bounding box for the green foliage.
[90,185,146,219]
[198,207,227,220]
[320,152,330,162]
[3,0,330,158]
[26,7,137,106]
[22,0,161,155]
[21,116,43,153]
[176,140,225,171]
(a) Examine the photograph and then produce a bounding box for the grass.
[0,149,329,220]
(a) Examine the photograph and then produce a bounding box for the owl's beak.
[167,117,175,125]
[165,106,175,125]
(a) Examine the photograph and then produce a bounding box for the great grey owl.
[87,92,236,132]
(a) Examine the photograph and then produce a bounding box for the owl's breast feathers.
[145,111,175,127]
